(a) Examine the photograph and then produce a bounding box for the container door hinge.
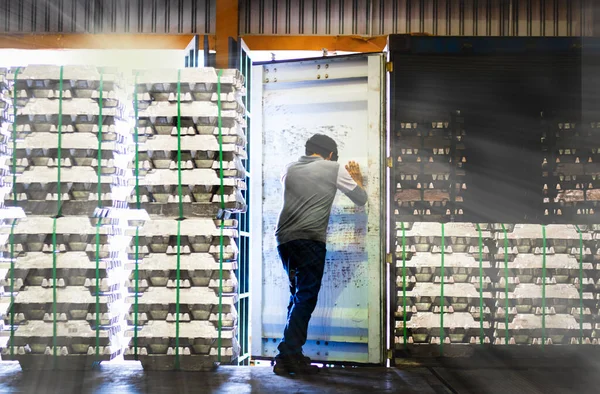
[386,253,393,264]
[386,157,393,168]
[386,62,393,73]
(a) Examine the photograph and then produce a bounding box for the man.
[273,134,368,375]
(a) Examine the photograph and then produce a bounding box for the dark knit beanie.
[305,134,339,162]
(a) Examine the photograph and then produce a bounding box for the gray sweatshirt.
[275,156,368,245]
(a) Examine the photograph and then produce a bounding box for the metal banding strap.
[9,67,21,357]
[574,225,584,344]
[52,65,65,367]
[133,72,141,360]
[401,221,407,350]
[217,69,225,363]
[94,223,101,359]
[56,66,64,218]
[51,217,58,366]
[175,219,182,369]
[96,71,104,206]
[440,222,445,354]
[94,70,104,360]
[542,225,547,348]
[475,223,484,345]
[174,69,183,370]
[500,224,509,344]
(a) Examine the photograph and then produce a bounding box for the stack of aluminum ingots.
[492,224,594,346]
[0,65,147,370]
[0,65,26,226]
[543,121,600,223]
[394,119,466,223]
[394,221,595,360]
[0,65,25,228]
[123,68,245,371]
[394,222,494,356]
[0,68,27,352]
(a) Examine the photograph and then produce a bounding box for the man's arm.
[336,161,368,206]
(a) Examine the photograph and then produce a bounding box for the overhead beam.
[241,35,388,53]
[0,32,385,56]
[216,0,239,68]
[0,34,216,50]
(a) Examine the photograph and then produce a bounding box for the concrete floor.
[0,362,447,394]
[1,357,599,394]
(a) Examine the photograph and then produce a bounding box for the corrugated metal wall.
[2,0,215,34]
[1,0,596,37]
[239,0,597,36]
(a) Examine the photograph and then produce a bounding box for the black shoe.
[273,354,319,376]
[294,353,313,365]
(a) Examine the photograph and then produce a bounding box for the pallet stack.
[394,222,494,355]
[543,121,600,223]
[393,111,600,357]
[492,224,594,346]
[0,67,27,351]
[0,65,24,229]
[394,117,466,223]
[123,68,245,371]
[393,222,596,358]
[0,64,25,226]
[0,65,143,369]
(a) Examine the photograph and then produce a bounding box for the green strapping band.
[175,219,182,368]
[133,72,140,360]
[97,72,103,206]
[94,70,104,360]
[8,225,16,357]
[134,226,139,360]
[9,67,21,357]
[177,69,184,221]
[52,65,64,367]
[401,221,407,350]
[440,222,445,354]
[500,224,509,344]
[574,225,584,344]
[94,223,101,358]
[52,217,58,365]
[174,69,183,370]
[56,66,63,217]
[542,225,547,348]
[217,69,225,363]
[475,223,484,345]
[8,225,15,357]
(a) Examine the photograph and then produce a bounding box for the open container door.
[250,53,386,364]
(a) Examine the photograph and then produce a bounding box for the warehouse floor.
[1,355,600,394]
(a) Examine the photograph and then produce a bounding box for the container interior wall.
[389,36,600,357]
[392,46,583,224]
[258,55,383,363]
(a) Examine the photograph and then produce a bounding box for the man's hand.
[346,161,364,188]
